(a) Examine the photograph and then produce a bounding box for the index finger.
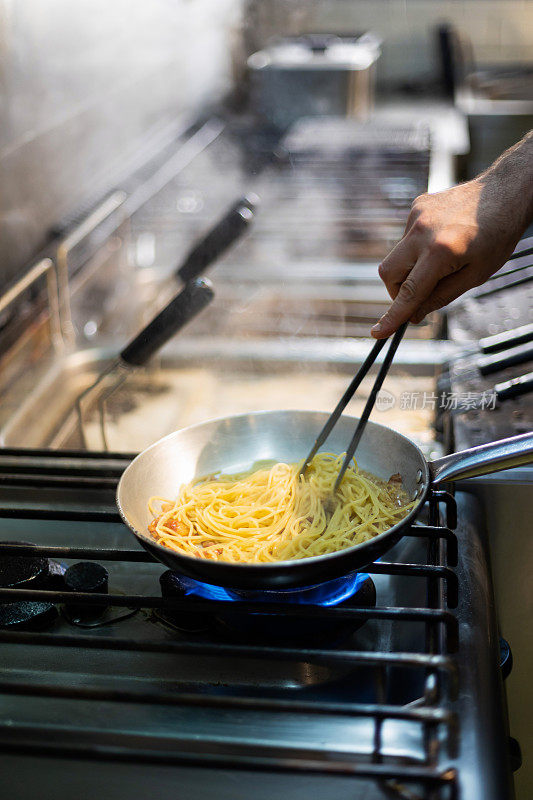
[371,254,445,338]
[378,236,419,300]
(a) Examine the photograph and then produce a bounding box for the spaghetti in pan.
[148,452,414,564]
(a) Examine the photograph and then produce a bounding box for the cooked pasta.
[147,452,414,564]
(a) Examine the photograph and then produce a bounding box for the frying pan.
[116,410,533,589]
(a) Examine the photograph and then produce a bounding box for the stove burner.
[232,572,370,606]
[159,571,213,632]
[64,562,109,623]
[159,571,376,644]
[0,548,48,589]
[0,541,58,630]
[0,601,58,630]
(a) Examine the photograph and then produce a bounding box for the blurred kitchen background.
[1,0,532,287]
[0,1,532,798]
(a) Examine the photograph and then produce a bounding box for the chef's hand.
[371,131,533,339]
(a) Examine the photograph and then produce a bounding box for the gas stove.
[0,450,513,800]
[0,114,518,798]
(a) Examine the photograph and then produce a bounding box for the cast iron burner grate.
[0,449,460,799]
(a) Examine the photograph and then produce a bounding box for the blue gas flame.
[175,572,369,606]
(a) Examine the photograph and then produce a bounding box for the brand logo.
[375,389,396,412]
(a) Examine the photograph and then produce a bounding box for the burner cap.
[0,541,57,630]
[0,601,58,630]
[216,575,377,645]
[159,570,212,632]
[64,561,108,593]
[159,571,377,644]
[0,547,48,590]
[64,562,109,623]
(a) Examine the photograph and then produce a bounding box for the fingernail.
[371,321,382,333]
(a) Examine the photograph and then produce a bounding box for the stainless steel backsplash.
[0,0,242,289]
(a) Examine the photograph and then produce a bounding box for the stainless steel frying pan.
[116,410,533,589]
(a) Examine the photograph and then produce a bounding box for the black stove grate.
[0,451,459,799]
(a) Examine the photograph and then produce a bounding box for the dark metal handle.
[120,278,214,367]
[495,371,533,401]
[488,261,533,285]
[482,239,533,285]
[177,195,257,283]
[478,341,533,376]
[429,432,533,484]
[479,322,533,354]
[476,268,533,298]
[509,244,533,261]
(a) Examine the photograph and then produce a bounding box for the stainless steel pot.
[248,34,381,129]
[116,410,533,589]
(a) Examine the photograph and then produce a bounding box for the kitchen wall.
[244,0,533,87]
[0,0,242,289]
[2,0,531,291]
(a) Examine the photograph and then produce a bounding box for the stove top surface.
[0,453,512,800]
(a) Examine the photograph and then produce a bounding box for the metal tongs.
[299,322,408,491]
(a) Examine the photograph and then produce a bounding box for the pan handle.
[479,322,533,354]
[495,372,533,401]
[119,277,214,367]
[478,341,533,376]
[429,432,533,484]
[176,195,257,283]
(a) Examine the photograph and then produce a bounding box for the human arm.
[371,130,533,338]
